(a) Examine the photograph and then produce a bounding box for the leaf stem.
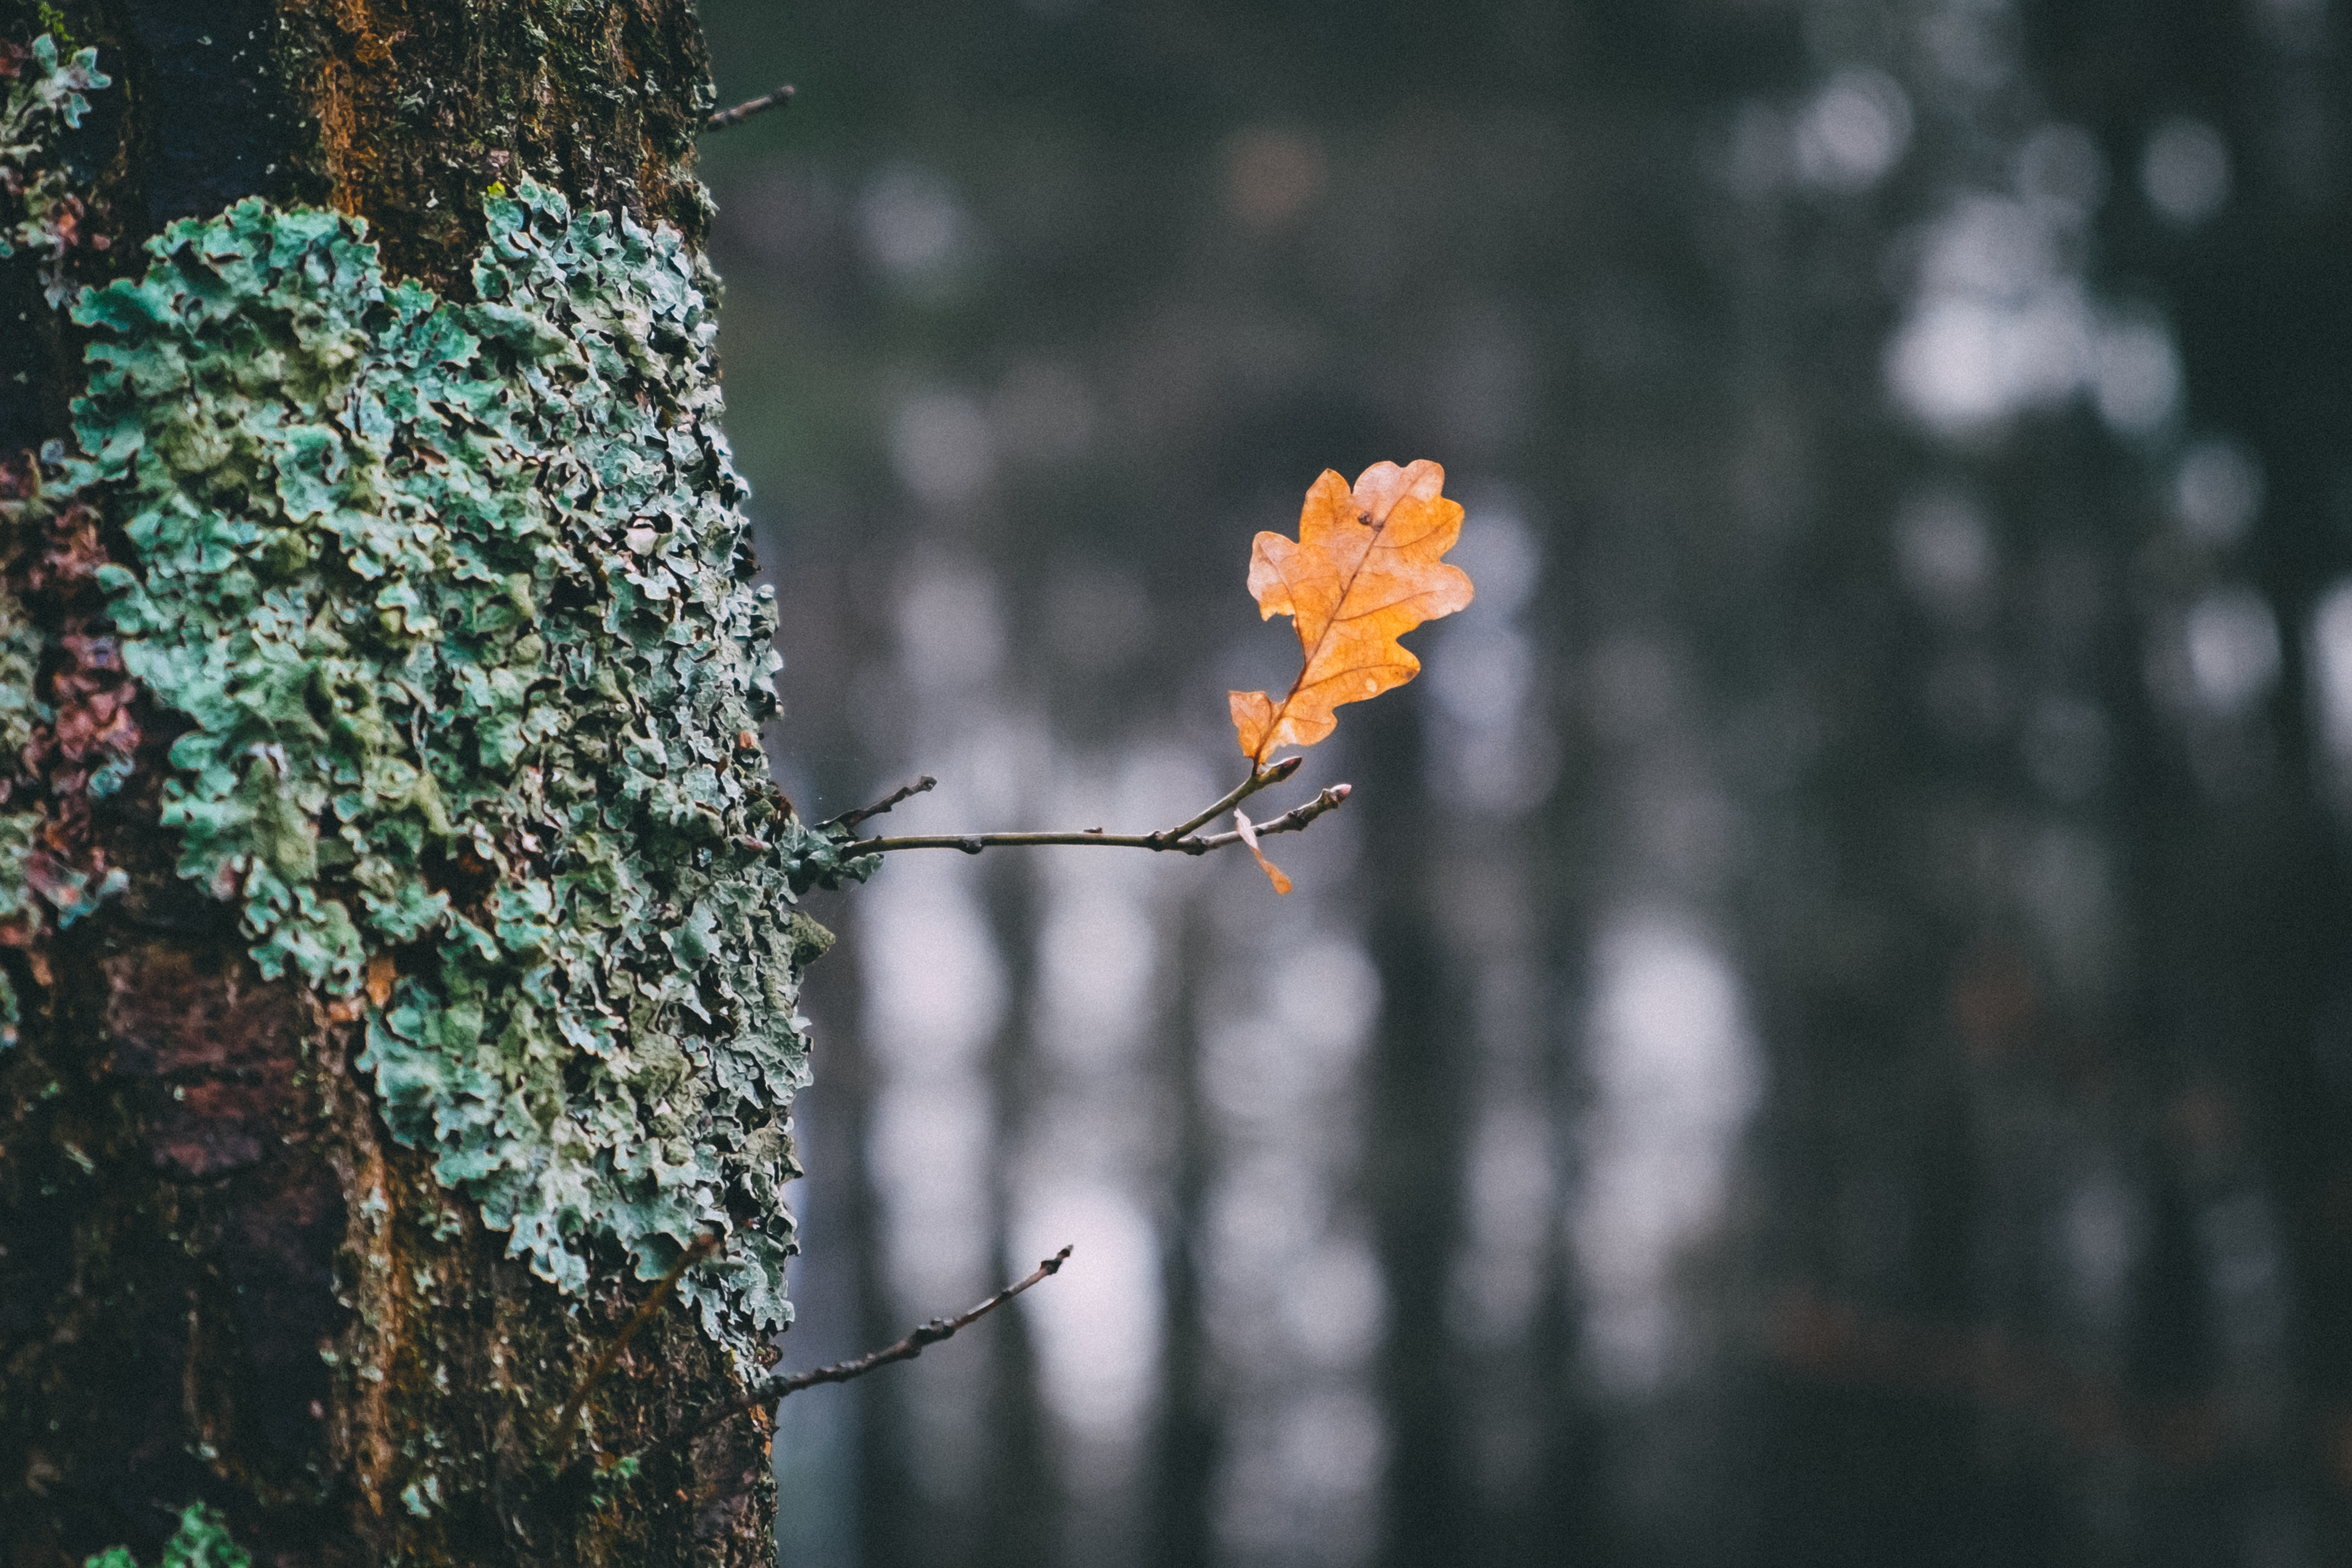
[846,760,1351,861]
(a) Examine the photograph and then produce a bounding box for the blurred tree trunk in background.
[689,1,2352,1565]
[0,2,777,1564]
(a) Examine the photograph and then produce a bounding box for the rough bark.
[0,2,780,1564]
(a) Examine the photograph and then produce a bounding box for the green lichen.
[56,184,867,1361]
[0,29,109,1049]
[0,591,39,1044]
[0,32,109,306]
[84,1503,250,1568]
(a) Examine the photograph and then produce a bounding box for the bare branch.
[705,83,795,132]
[846,759,1350,863]
[823,775,937,832]
[630,1246,1074,1462]
[553,1232,719,1456]
[768,1245,1072,1400]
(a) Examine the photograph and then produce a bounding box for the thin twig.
[1187,783,1351,849]
[849,758,1336,859]
[768,1245,1072,1400]
[823,775,937,832]
[706,83,795,131]
[630,1245,1074,1462]
[1154,755,1300,844]
[552,1233,720,1456]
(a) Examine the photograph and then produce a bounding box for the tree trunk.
[0,2,809,1564]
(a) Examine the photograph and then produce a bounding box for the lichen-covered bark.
[4,931,777,1565]
[0,2,806,1563]
[269,0,718,293]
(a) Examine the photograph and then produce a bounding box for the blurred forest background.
[691,0,2352,1563]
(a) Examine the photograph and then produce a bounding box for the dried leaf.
[366,951,397,1008]
[1229,460,1475,765]
[1232,806,1292,895]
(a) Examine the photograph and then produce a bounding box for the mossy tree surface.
[0,2,829,1564]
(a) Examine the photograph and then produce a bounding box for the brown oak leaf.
[1229,460,1475,766]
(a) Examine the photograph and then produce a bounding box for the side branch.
[848,759,1350,861]
[635,1245,1074,1461]
[706,83,795,131]
[824,774,937,831]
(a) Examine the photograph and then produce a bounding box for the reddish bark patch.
[0,451,145,966]
[105,948,304,1178]
[0,943,344,1567]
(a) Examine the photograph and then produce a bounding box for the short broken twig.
[847,757,1351,862]
[823,775,937,833]
[553,1232,720,1456]
[635,1245,1074,1460]
[706,83,795,131]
